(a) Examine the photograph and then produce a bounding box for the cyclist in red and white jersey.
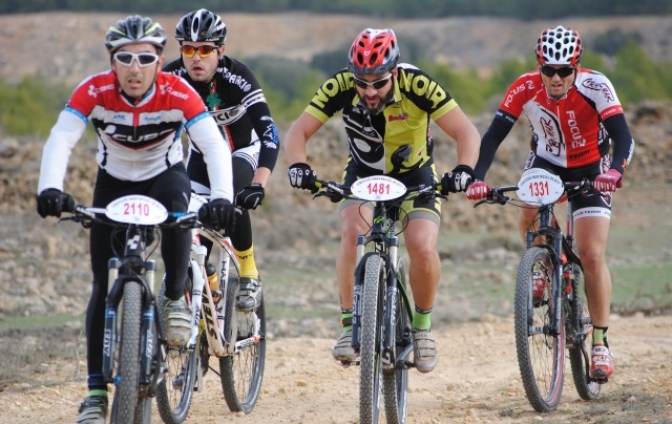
[467,26,635,383]
[35,16,235,423]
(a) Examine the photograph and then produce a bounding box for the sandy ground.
[1,314,670,424]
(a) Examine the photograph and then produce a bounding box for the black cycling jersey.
[163,55,279,171]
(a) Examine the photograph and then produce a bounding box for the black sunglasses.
[352,73,393,90]
[540,65,575,78]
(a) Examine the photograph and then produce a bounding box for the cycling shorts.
[523,151,613,221]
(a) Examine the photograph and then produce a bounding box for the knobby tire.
[156,279,197,424]
[514,247,565,412]
[111,281,143,423]
[382,258,409,424]
[220,272,267,413]
[360,255,385,424]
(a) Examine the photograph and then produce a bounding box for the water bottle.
[206,262,221,303]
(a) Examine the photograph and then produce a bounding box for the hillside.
[1,13,672,85]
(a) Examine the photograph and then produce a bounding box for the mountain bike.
[474,168,602,412]
[156,192,266,423]
[63,194,193,423]
[313,174,444,424]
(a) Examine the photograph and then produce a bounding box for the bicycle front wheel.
[111,280,143,423]
[566,261,601,400]
[360,254,385,424]
[514,246,565,412]
[382,258,410,424]
[156,279,197,424]
[220,273,267,413]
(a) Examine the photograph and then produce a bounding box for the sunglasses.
[113,51,160,67]
[540,65,575,78]
[353,73,393,90]
[181,45,218,58]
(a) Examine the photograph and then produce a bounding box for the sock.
[593,326,609,348]
[412,306,433,331]
[340,309,353,333]
[88,389,107,398]
[236,246,259,279]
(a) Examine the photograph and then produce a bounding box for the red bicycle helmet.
[536,25,583,66]
[347,28,399,75]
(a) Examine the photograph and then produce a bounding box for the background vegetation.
[2,31,671,137]
[2,0,672,18]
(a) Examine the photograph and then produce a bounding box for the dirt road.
[1,314,670,423]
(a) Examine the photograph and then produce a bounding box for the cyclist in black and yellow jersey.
[284,28,481,373]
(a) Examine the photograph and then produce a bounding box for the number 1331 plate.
[516,168,564,205]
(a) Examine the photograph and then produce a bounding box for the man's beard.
[359,87,394,115]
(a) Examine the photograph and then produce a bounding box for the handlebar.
[473,178,597,209]
[312,178,445,203]
[60,206,206,231]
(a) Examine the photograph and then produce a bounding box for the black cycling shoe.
[235,277,262,312]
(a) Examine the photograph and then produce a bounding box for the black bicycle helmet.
[175,9,227,46]
[105,15,167,54]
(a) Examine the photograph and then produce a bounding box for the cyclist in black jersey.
[285,28,481,373]
[35,16,235,423]
[164,9,280,312]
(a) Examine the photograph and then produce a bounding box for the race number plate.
[350,175,407,201]
[516,168,564,205]
[105,195,168,225]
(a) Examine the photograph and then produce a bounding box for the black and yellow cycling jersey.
[304,64,458,176]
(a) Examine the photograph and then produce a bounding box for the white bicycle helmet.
[535,25,583,66]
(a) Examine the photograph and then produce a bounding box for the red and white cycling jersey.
[38,70,233,200]
[498,68,623,169]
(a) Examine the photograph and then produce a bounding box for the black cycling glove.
[440,165,475,195]
[287,163,318,193]
[235,183,265,210]
[198,198,236,231]
[36,188,75,218]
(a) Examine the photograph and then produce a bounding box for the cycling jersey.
[37,69,233,201]
[163,55,279,171]
[304,64,457,176]
[475,68,634,180]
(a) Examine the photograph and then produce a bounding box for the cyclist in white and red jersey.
[163,9,280,313]
[285,28,481,373]
[35,16,235,423]
[467,26,635,383]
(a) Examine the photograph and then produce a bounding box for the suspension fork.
[381,236,400,369]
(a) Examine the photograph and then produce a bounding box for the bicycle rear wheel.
[514,246,565,412]
[360,254,385,424]
[156,278,197,424]
[382,258,410,424]
[566,261,601,400]
[220,272,267,413]
[111,280,143,423]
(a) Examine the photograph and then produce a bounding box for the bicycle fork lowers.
[351,224,413,371]
[103,225,164,395]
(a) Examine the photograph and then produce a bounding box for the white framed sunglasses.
[113,51,160,67]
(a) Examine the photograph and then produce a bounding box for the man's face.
[353,70,396,115]
[539,64,577,99]
[112,43,163,99]
[180,42,222,82]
